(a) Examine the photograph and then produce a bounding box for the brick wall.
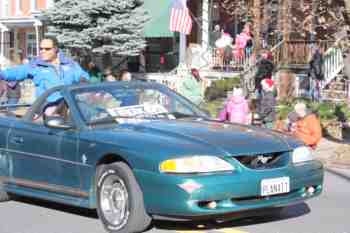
[6,0,48,17]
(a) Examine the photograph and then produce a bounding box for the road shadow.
[9,195,310,232]
[151,203,310,231]
[10,194,98,219]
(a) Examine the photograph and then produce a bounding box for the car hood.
[94,119,292,156]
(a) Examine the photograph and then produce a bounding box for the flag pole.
[179,32,187,65]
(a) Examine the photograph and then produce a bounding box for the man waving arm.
[0,63,32,82]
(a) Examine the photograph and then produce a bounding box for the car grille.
[233,152,289,170]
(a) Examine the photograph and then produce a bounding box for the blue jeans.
[309,79,321,102]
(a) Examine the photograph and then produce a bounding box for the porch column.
[179,33,187,64]
[0,23,9,67]
[201,0,209,51]
[34,20,42,56]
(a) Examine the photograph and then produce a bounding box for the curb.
[325,166,350,181]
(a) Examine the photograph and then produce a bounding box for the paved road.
[0,172,349,233]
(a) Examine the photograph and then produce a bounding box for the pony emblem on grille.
[251,155,273,168]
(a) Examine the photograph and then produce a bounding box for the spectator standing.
[139,50,146,73]
[254,50,274,98]
[86,61,103,84]
[308,46,324,101]
[103,67,117,82]
[257,79,276,129]
[247,99,261,125]
[119,70,132,81]
[178,68,203,106]
[210,25,222,47]
[219,88,249,124]
[291,102,322,149]
[215,33,233,70]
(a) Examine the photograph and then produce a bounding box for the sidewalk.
[314,137,350,179]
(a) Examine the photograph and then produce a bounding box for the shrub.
[204,77,240,101]
[276,104,294,120]
[203,98,226,118]
[276,100,350,123]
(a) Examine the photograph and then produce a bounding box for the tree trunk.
[102,52,112,71]
[280,0,291,63]
[252,0,262,52]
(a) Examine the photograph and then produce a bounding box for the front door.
[8,121,81,193]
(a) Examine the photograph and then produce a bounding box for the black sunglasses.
[40,47,54,51]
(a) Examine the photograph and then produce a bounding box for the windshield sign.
[72,85,206,124]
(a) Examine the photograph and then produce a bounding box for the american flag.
[169,0,192,35]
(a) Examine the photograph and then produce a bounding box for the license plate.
[261,177,290,196]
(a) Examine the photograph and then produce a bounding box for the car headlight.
[292,146,313,163]
[159,156,235,174]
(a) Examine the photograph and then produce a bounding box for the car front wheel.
[96,162,151,233]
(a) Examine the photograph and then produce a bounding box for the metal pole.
[35,26,39,56]
[0,29,4,59]
[34,20,42,57]
[202,0,209,51]
[179,32,187,64]
[208,0,213,34]
[0,23,8,67]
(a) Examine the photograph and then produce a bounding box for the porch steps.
[321,75,349,102]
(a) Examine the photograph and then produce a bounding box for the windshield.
[72,84,208,125]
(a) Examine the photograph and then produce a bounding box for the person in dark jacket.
[308,47,324,101]
[255,51,274,98]
[257,78,276,129]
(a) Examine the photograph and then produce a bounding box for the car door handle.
[10,136,24,144]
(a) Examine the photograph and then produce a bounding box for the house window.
[9,31,14,48]
[26,32,37,58]
[1,0,9,17]
[30,0,37,11]
[0,0,3,17]
[15,0,22,15]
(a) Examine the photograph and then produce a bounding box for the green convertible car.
[0,81,323,233]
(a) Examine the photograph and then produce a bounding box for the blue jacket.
[0,53,90,103]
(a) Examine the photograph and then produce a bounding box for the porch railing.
[322,45,344,88]
[207,47,252,71]
[272,40,335,66]
[273,39,345,99]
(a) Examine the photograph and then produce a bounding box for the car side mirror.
[44,116,72,130]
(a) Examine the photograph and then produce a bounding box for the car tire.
[96,162,151,233]
[0,181,10,202]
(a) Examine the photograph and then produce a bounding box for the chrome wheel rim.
[100,174,129,228]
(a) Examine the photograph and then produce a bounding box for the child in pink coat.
[219,88,250,124]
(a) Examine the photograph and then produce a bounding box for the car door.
[0,117,12,179]
[8,120,81,190]
[8,91,82,195]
